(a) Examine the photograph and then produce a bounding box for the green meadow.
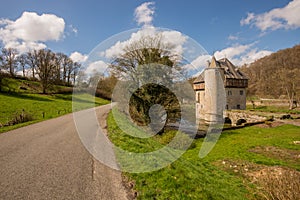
[0,78,109,133]
[107,110,300,200]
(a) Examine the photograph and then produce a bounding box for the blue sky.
[0,0,299,66]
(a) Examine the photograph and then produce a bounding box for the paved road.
[0,104,128,200]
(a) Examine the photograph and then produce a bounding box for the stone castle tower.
[193,56,248,124]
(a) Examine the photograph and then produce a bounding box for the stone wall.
[225,88,247,110]
[225,110,267,126]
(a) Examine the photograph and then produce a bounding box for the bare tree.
[72,62,80,86]
[54,52,64,85]
[241,44,300,107]
[26,51,38,79]
[110,35,183,127]
[0,52,3,91]
[60,54,70,84]
[17,54,28,77]
[66,58,74,86]
[35,49,56,94]
[1,48,18,77]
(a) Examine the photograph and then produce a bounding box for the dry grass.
[247,166,300,200]
[216,159,300,200]
[249,146,300,165]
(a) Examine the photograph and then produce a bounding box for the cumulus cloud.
[134,2,155,27]
[70,51,87,63]
[214,43,272,65]
[241,0,300,32]
[85,60,108,75]
[0,11,65,53]
[185,54,211,70]
[101,27,187,60]
[183,54,211,77]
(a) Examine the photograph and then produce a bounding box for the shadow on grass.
[72,96,97,105]
[0,91,53,102]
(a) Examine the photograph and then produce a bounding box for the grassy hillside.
[0,78,110,133]
[1,77,69,94]
[107,111,300,199]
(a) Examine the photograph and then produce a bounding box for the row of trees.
[0,47,81,93]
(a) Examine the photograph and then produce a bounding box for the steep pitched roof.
[193,57,247,84]
[218,58,248,79]
[208,56,219,68]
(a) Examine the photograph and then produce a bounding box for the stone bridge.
[225,111,267,126]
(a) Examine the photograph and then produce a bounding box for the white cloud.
[228,34,239,41]
[183,54,211,77]
[86,60,108,75]
[214,43,272,66]
[185,54,211,70]
[0,11,65,53]
[214,43,253,60]
[69,25,78,34]
[101,27,187,60]
[70,51,87,63]
[134,2,155,27]
[237,49,273,65]
[241,0,300,31]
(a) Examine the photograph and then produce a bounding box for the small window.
[226,105,229,110]
[240,90,244,95]
[237,104,241,109]
[228,91,232,96]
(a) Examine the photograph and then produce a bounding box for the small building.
[193,56,248,123]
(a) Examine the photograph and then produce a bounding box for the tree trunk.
[23,66,25,77]
[32,67,35,78]
[9,63,14,77]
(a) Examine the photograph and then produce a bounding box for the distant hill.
[241,44,300,102]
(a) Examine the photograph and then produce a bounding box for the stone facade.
[193,57,248,123]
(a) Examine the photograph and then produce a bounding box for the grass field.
[107,110,300,199]
[247,105,300,115]
[0,78,110,133]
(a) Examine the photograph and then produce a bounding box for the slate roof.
[193,57,248,84]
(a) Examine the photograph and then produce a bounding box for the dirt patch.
[249,146,300,164]
[247,166,300,200]
[121,174,138,200]
[255,121,285,128]
[280,118,300,127]
[216,159,300,200]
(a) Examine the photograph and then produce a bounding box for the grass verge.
[107,110,300,199]
[0,92,109,133]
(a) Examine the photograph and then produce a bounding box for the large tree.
[110,35,183,127]
[26,51,38,79]
[0,53,3,92]
[17,54,28,77]
[72,62,80,86]
[1,48,18,77]
[35,49,56,94]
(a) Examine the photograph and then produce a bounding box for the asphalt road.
[0,104,128,200]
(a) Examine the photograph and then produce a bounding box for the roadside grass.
[107,110,300,199]
[0,92,109,133]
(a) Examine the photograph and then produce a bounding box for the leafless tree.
[1,48,18,77]
[17,54,28,77]
[110,35,183,126]
[26,51,38,79]
[35,49,56,94]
